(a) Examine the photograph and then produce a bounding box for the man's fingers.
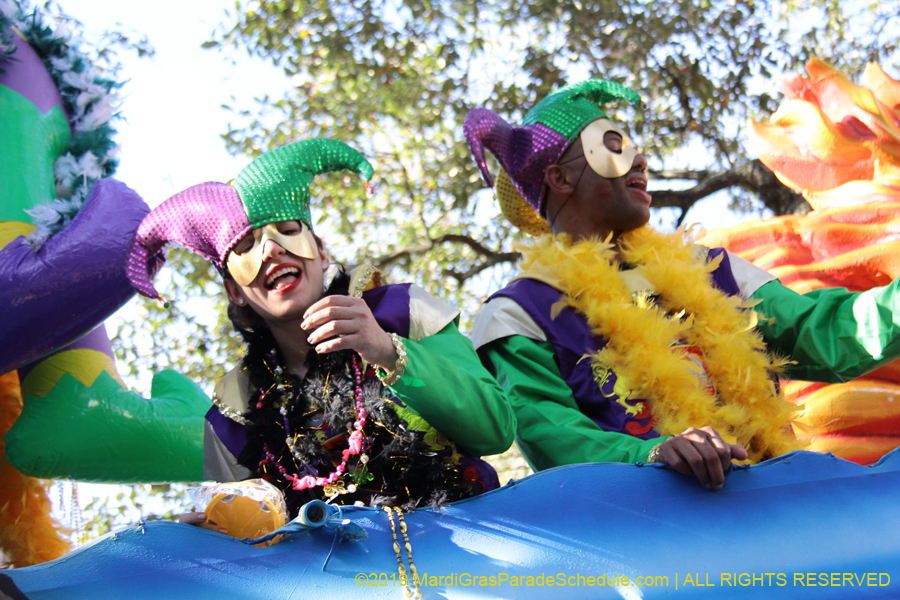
[697,426,746,478]
[660,440,706,483]
[679,429,723,486]
[702,427,731,457]
[680,441,719,489]
[661,429,734,489]
[730,443,749,461]
[701,428,733,484]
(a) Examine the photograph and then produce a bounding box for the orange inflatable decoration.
[0,372,72,567]
[701,58,900,464]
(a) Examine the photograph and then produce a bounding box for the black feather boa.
[232,271,479,515]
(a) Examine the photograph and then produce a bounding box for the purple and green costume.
[205,280,505,510]
[125,139,513,497]
[469,249,759,469]
[472,262,900,471]
[465,79,900,471]
[10,139,515,488]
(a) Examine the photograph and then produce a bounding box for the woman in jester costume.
[127,139,514,519]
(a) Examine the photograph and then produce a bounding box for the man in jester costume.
[128,138,514,517]
[465,79,900,489]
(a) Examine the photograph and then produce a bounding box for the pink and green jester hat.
[464,79,642,235]
[127,138,374,299]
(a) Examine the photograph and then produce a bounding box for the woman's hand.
[656,426,748,490]
[302,296,398,370]
[177,512,227,535]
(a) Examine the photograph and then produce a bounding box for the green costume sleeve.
[753,279,900,383]
[478,334,665,471]
[383,321,516,457]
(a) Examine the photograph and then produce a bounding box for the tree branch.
[443,252,520,287]
[648,160,808,216]
[372,233,519,273]
[649,168,711,181]
[370,161,806,282]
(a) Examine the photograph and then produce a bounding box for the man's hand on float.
[178,512,227,535]
[656,426,748,490]
[302,296,398,370]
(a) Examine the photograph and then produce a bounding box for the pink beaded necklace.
[258,351,370,497]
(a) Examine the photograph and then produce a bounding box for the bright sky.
[61,0,289,207]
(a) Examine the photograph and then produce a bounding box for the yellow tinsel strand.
[0,371,72,567]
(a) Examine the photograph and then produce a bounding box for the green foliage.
[111,247,242,392]
[489,442,535,485]
[205,0,899,300]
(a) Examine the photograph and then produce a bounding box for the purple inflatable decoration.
[0,32,65,115]
[0,179,149,374]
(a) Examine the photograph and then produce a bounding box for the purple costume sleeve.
[362,283,412,338]
[205,406,251,460]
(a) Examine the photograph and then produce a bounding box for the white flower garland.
[0,1,17,59]
[0,1,122,248]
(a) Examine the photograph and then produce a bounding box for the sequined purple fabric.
[127,182,251,298]
[464,108,570,213]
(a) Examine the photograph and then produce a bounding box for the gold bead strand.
[384,506,411,597]
[395,507,422,599]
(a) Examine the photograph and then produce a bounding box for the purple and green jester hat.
[464,79,642,235]
[127,138,374,299]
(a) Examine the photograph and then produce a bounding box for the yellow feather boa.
[516,227,802,463]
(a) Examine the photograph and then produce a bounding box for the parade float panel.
[0,13,146,375]
[701,58,900,464]
[6,450,900,599]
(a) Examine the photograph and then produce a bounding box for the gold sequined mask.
[580,119,638,179]
[227,222,318,286]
